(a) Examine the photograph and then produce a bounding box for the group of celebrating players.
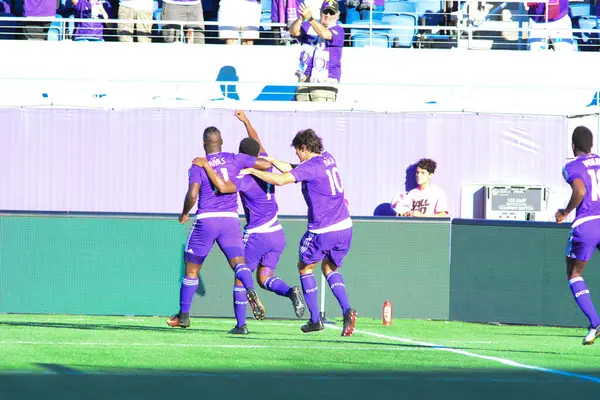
[167,110,357,336]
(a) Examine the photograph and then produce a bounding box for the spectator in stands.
[290,0,344,102]
[161,0,204,44]
[117,0,153,42]
[526,0,574,51]
[392,158,449,217]
[342,0,383,24]
[271,0,298,44]
[72,0,110,40]
[23,0,58,39]
[0,0,11,13]
[218,0,261,44]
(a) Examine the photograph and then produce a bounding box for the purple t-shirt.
[235,152,279,230]
[289,151,350,231]
[297,22,344,82]
[24,0,56,17]
[73,0,106,40]
[563,154,600,225]
[271,0,297,23]
[189,152,256,214]
[528,0,568,23]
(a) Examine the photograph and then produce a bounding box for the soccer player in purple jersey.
[556,126,600,345]
[192,111,306,335]
[240,128,357,336]
[167,126,271,329]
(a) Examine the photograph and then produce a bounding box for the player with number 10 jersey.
[239,128,357,336]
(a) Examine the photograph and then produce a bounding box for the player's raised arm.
[192,157,237,194]
[240,168,296,186]
[235,110,265,154]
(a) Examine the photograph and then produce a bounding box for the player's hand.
[234,110,248,123]
[555,209,569,223]
[299,3,312,20]
[261,156,277,164]
[193,157,208,168]
[239,168,254,176]
[179,213,189,224]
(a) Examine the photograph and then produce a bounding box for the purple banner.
[0,107,568,218]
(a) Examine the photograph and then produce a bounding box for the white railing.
[0,0,597,51]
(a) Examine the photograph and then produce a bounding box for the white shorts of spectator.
[218,0,261,40]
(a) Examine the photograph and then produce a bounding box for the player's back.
[564,154,600,224]
[296,151,350,232]
[191,152,255,214]
[238,152,280,231]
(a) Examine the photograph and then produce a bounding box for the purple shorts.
[244,229,286,271]
[184,217,244,265]
[566,219,600,262]
[299,228,353,267]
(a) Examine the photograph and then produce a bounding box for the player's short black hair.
[417,158,437,174]
[203,126,221,142]
[239,137,260,157]
[572,126,593,154]
[291,129,324,154]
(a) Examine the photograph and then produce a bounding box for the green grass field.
[0,314,599,399]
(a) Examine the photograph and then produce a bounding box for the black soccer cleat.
[301,319,324,333]
[341,308,357,337]
[228,325,249,335]
[166,313,190,328]
[247,288,266,320]
[289,286,306,319]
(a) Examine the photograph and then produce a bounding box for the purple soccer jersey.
[563,154,600,261]
[188,152,256,214]
[236,152,279,231]
[73,0,108,40]
[184,152,256,264]
[23,0,56,17]
[290,151,350,232]
[297,22,344,82]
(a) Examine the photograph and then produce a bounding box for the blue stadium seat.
[382,13,417,47]
[414,0,442,17]
[47,15,64,41]
[570,3,591,19]
[260,0,271,31]
[349,19,390,37]
[0,13,17,40]
[385,1,417,14]
[351,32,390,47]
[154,7,162,33]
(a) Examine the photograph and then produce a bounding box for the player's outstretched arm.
[240,168,296,186]
[556,178,586,223]
[263,156,295,173]
[254,157,273,171]
[235,110,266,154]
[180,183,200,224]
[192,157,236,194]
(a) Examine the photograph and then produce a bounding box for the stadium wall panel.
[450,219,600,327]
[0,215,451,321]
[0,107,569,219]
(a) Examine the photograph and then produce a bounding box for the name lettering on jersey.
[583,158,600,168]
[323,157,335,167]
[208,158,226,168]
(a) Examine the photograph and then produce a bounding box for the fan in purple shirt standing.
[192,111,306,335]
[240,128,357,336]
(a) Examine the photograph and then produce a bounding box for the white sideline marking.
[324,325,600,384]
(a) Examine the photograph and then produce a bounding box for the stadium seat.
[382,13,417,47]
[385,1,417,14]
[351,32,390,47]
[260,0,271,31]
[569,3,591,19]
[414,0,442,17]
[154,7,162,33]
[573,15,599,52]
[0,13,17,40]
[47,15,64,41]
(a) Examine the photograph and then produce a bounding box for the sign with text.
[487,186,545,213]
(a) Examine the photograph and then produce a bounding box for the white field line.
[324,325,600,384]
